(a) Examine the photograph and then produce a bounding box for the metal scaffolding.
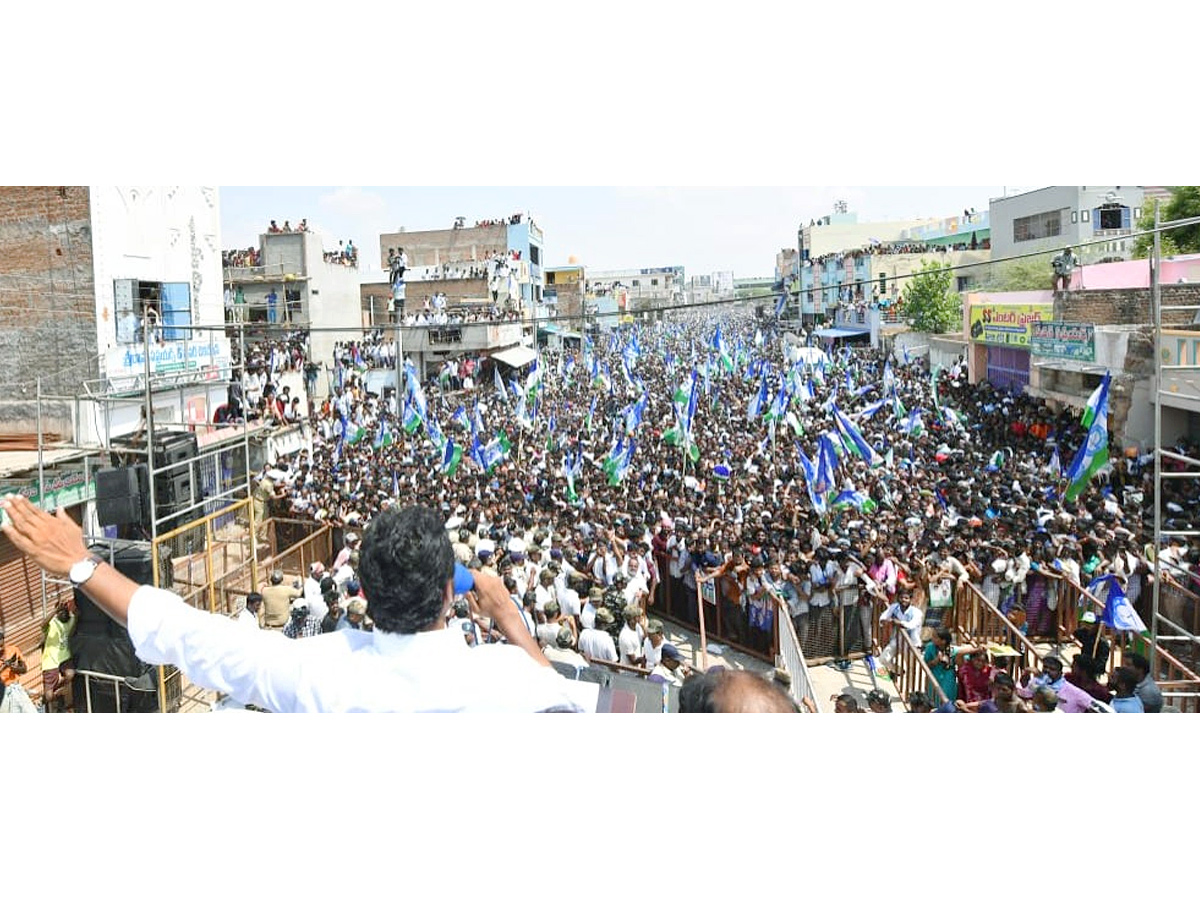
[1151,201,1200,675]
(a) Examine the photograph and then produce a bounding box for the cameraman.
[0,496,581,713]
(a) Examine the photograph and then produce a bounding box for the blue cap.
[453,562,475,595]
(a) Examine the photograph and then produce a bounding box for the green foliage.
[1133,187,1200,259]
[974,252,1057,292]
[902,260,961,334]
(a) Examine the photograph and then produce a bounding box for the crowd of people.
[267,219,308,234]
[224,306,1185,713]
[473,213,531,228]
[222,247,262,268]
[323,239,358,267]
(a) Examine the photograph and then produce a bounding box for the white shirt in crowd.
[578,626,617,662]
[618,623,645,667]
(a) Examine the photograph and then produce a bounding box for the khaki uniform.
[261,584,301,629]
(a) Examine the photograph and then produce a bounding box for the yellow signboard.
[968,302,1053,347]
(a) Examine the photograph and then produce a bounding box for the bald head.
[679,668,798,713]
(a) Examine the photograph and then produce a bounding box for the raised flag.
[441,436,463,477]
[748,378,768,421]
[1088,573,1147,633]
[494,365,507,403]
[1064,372,1111,502]
[797,446,827,515]
[831,403,883,466]
[858,397,887,421]
[452,405,470,431]
[373,417,393,448]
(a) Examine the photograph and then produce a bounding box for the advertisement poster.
[1031,322,1095,361]
[968,303,1053,347]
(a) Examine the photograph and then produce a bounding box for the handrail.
[952,581,1044,673]
[893,632,951,709]
[773,595,822,712]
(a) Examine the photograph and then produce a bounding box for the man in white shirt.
[580,586,604,630]
[642,618,666,671]
[578,607,618,662]
[617,606,646,668]
[879,590,924,671]
[534,569,557,613]
[1,497,580,713]
[237,593,263,629]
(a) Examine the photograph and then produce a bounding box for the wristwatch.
[68,555,104,588]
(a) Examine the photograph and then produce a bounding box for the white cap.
[508,537,526,554]
[445,516,464,531]
[476,539,496,557]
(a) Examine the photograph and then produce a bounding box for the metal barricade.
[950,581,1043,676]
[774,597,822,712]
[890,632,951,710]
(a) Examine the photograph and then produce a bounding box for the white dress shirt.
[126,586,580,713]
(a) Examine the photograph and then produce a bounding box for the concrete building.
[0,186,237,679]
[0,186,230,441]
[544,264,586,322]
[586,266,685,322]
[988,186,1146,266]
[795,207,990,325]
[223,229,365,369]
[962,262,1200,451]
[377,215,545,314]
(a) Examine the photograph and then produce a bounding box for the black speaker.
[95,465,148,527]
[154,470,193,509]
[70,541,162,712]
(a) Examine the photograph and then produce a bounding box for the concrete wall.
[0,187,96,433]
[889,330,966,369]
[1055,284,1200,327]
[90,185,224,361]
[378,225,507,269]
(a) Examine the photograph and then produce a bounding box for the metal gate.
[986,346,1031,393]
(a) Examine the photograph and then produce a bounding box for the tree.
[902,260,961,334]
[1132,187,1200,259]
[973,252,1057,292]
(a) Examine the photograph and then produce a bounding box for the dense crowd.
[229,309,1186,712]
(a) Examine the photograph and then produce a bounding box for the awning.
[491,345,538,368]
[813,326,870,339]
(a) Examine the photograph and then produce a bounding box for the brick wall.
[0,187,96,432]
[1056,284,1200,326]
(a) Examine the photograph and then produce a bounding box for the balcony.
[402,321,526,354]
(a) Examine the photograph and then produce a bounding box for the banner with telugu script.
[968,302,1053,347]
[1030,321,1095,361]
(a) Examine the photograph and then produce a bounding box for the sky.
[219,186,1020,281]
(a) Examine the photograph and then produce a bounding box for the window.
[632,280,640,287]
[1081,210,1090,223]
[545,271,556,285]
[1097,205,1130,231]
[956,276,972,292]
[1012,210,1063,242]
[529,245,540,265]
[114,278,192,343]
[651,279,659,287]
[878,273,887,295]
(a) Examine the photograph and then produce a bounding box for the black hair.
[907,693,932,712]
[934,626,952,644]
[1127,652,1150,678]
[1112,666,1139,696]
[678,668,798,713]
[357,506,454,634]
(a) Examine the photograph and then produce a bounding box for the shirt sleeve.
[126,585,307,712]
